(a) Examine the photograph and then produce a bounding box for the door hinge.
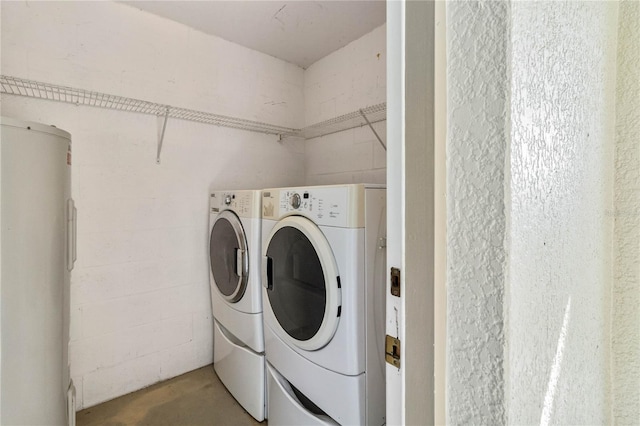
[385,335,401,368]
[390,267,401,297]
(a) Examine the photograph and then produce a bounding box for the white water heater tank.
[1,116,76,425]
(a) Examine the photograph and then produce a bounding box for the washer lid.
[209,210,249,303]
[264,216,341,351]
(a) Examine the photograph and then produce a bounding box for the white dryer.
[261,184,386,425]
[209,190,265,421]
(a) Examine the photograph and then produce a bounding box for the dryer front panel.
[263,216,341,351]
[210,210,249,303]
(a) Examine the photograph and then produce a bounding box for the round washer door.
[263,216,341,351]
[209,210,249,303]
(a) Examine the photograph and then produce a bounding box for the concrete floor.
[76,365,263,426]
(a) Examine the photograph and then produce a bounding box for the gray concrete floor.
[76,365,263,426]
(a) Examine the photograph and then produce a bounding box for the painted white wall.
[304,25,386,185]
[0,2,303,129]
[612,0,640,423]
[445,2,509,423]
[305,24,385,126]
[509,2,618,424]
[1,1,304,409]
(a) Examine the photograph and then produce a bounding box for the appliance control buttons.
[224,195,232,206]
[290,193,301,209]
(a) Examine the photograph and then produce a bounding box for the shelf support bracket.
[156,107,169,164]
[359,109,386,151]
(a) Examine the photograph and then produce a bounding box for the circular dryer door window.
[264,216,341,351]
[209,210,249,303]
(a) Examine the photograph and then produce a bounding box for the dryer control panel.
[262,185,367,228]
[210,190,260,219]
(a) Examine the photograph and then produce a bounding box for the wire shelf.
[0,75,299,136]
[302,103,386,140]
[0,75,386,140]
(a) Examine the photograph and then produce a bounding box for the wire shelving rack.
[1,75,387,158]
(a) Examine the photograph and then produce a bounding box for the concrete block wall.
[303,24,386,185]
[0,2,303,129]
[1,1,304,409]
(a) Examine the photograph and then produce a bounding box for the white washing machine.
[209,190,265,421]
[261,184,386,425]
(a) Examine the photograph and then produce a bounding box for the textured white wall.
[446,1,631,424]
[304,25,386,185]
[509,1,619,424]
[612,0,640,423]
[445,2,509,424]
[1,1,304,409]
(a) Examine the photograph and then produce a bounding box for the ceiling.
[121,1,386,69]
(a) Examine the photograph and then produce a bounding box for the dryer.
[209,190,265,421]
[261,184,386,425]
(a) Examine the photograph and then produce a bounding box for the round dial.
[224,195,232,206]
[290,193,301,209]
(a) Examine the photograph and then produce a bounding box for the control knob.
[224,195,232,206]
[290,193,301,209]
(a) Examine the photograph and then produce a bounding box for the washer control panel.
[262,185,364,228]
[210,191,259,218]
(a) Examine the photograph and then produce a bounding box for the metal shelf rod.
[359,108,386,151]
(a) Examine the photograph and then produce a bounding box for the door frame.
[386,1,446,424]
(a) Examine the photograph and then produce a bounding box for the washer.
[209,190,265,421]
[261,184,386,425]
